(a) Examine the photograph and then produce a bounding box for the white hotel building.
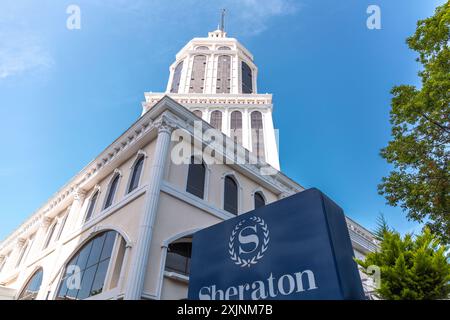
[0,28,378,300]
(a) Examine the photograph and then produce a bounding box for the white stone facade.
[0,30,378,300]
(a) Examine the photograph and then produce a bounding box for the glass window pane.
[255,192,266,208]
[100,232,116,261]
[129,157,143,193]
[76,266,96,300]
[170,61,184,93]
[75,241,93,271]
[224,176,238,214]
[105,175,119,209]
[56,276,68,300]
[90,259,110,297]
[18,269,43,300]
[86,233,106,268]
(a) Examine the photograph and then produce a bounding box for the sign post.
[188,188,365,300]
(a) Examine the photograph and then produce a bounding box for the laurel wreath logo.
[228,217,270,268]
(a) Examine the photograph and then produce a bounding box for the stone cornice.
[143,93,272,114]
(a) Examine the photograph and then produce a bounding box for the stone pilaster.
[124,114,177,300]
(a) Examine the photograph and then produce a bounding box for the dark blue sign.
[188,188,365,300]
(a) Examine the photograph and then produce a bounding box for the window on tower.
[217,55,231,93]
[190,55,207,93]
[170,61,184,93]
[241,61,253,94]
[210,110,223,131]
[251,111,265,161]
[230,111,243,145]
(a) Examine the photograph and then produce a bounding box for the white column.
[242,109,251,150]
[124,114,176,300]
[263,110,280,170]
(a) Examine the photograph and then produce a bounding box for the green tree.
[378,1,450,243]
[357,225,450,300]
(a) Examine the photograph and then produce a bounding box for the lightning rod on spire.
[220,9,226,32]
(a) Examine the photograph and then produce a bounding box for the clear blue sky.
[0,0,445,241]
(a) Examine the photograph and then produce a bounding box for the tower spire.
[220,9,226,32]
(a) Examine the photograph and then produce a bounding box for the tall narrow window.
[165,237,192,276]
[230,111,243,145]
[43,223,56,250]
[104,174,120,209]
[193,110,203,119]
[251,111,265,161]
[224,176,238,215]
[217,55,231,93]
[85,191,98,222]
[18,268,43,300]
[241,61,253,94]
[186,157,206,199]
[55,213,68,242]
[170,61,183,93]
[56,231,122,300]
[189,55,207,93]
[210,110,222,130]
[0,253,9,273]
[16,243,29,268]
[128,156,144,193]
[254,192,266,209]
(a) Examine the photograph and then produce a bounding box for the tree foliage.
[357,227,450,300]
[379,1,450,243]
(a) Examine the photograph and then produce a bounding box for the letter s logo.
[238,225,259,254]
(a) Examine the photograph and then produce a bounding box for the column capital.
[16,237,26,248]
[153,114,178,135]
[41,216,53,228]
[73,187,87,201]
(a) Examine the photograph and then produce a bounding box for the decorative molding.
[16,238,26,248]
[73,188,87,201]
[153,114,178,135]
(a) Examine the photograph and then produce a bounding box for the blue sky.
[0,0,445,241]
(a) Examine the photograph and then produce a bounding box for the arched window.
[224,176,238,215]
[186,156,206,199]
[251,111,265,161]
[17,236,34,268]
[189,55,207,93]
[43,222,56,250]
[210,110,222,130]
[230,111,243,145]
[241,61,253,94]
[170,61,183,93]
[104,174,120,209]
[218,46,231,50]
[193,110,203,119]
[254,192,266,209]
[0,252,10,273]
[165,237,192,276]
[195,46,209,50]
[84,191,98,223]
[217,55,231,93]
[18,268,43,300]
[56,231,125,300]
[128,155,144,193]
[55,212,68,242]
